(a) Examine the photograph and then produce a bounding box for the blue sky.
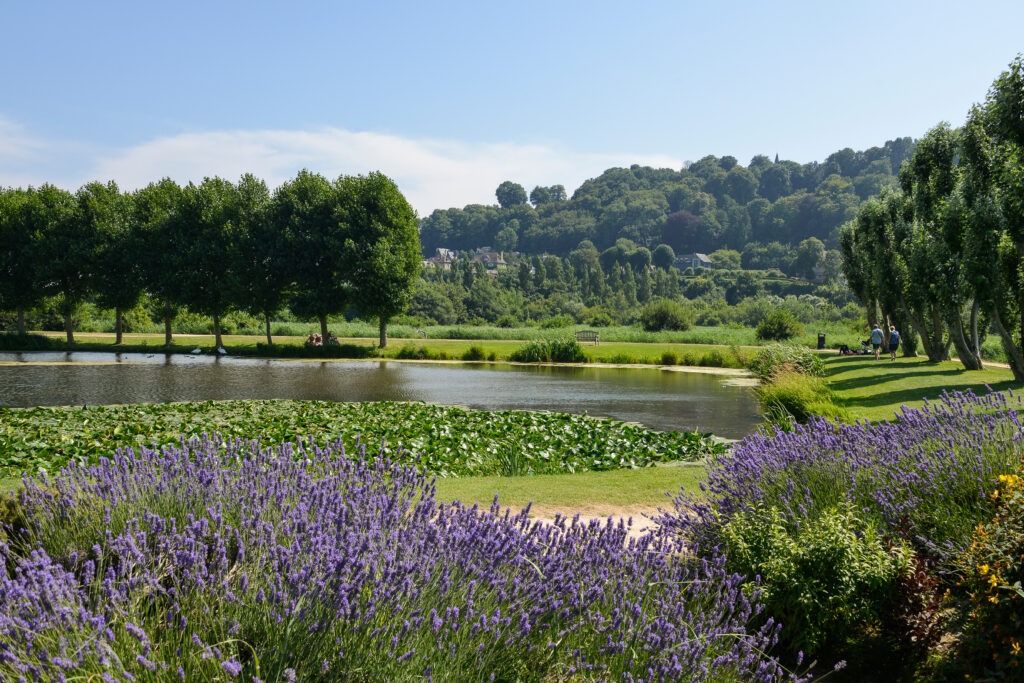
[2,0,1022,213]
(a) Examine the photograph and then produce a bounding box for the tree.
[279,170,350,340]
[342,172,421,348]
[166,177,243,350]
[88,181,137,344]
[758,165,792,202]
[494,225,517,253]
[793,237,826,281]
[233,175,284,345]
[34,184,92,345]
[133,179,184,345]
[949,58,1024,379]
[708,248,741,270]
[495,181,527,208]
[652,243,676,270]
[901,123,983,369]
[725,166,758,204]
[0,188,45,334]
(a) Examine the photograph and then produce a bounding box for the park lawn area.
[31,331,751,366]
[825,353,1023,422]
[434,462,704,511]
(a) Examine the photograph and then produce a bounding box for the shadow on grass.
[834,379,1022,413]
[827,367,988,394]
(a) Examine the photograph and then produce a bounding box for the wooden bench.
[575,329,600,345]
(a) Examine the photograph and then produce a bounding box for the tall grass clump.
[747,344,824,382]
[1,435,803,682]
[509,337,586,363]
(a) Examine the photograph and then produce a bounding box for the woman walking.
[888,325,900,361]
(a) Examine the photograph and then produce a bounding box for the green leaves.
[0,400,723,478]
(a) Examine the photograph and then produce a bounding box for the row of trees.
[407,240,846,328]
[841,56,1024,380]
[0,171,421,348]
[420,139,916,257]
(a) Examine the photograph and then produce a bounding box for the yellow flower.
[1013,641,1022,657]
[979,563,990,575]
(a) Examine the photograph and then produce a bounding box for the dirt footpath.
[525,504,663,540]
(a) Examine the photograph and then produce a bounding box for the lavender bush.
[1,435,804,682]
[661,389,1024,563]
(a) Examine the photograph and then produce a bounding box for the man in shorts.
[870,324,884,360]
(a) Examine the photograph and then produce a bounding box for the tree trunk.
[970,300,980,359]
[115,308,124,345]
[992,308,1024,381]
[265,314,273,346]
[213,313,223,350]
[164,302,173,346]
[319,314,328,340]
[378,317,388,348]
[947,313,983,370]
[16,308,25,336]
[929,305,950,361]
[64,313,74,346]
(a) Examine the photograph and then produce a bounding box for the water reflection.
[0,353,760,437]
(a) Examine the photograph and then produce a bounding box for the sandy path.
[521,503,665,540]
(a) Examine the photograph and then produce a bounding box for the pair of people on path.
[870,324,900,361]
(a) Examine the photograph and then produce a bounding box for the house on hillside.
[423,247,457,269]
[675,253,713,269]
[472,247,507,269]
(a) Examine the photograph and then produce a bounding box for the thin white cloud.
[0,121,684,214]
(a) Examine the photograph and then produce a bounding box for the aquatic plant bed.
[0,436,797,681]
[0,400,723,477]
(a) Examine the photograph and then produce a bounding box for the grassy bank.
[11,331,753,367]
[824,354,1022,422]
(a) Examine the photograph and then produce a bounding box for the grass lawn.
[825,353,1023,422]
[28,331,751,367]
[434,463,704,512]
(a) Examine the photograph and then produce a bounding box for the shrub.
[755,309,803,341]
[660,351,678,365]
[460,345,486,361]
[721,502,910,656]
[747,343,824,382]
[495,314,519,328]
[954,468,1024,678]
[585,311,614,327]
[0,436,797,681]
[638,298,694,332]
[664,389,1024,566]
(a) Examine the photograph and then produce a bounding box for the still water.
[0,352,760,437]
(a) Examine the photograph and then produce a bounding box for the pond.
[0,352,761,438]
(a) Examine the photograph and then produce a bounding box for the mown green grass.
[825,353,1022,422]
[24,331,754,367]
[430,462,705,510]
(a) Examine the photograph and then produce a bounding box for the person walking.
[870,324,884,360]
[888,325,900,361]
